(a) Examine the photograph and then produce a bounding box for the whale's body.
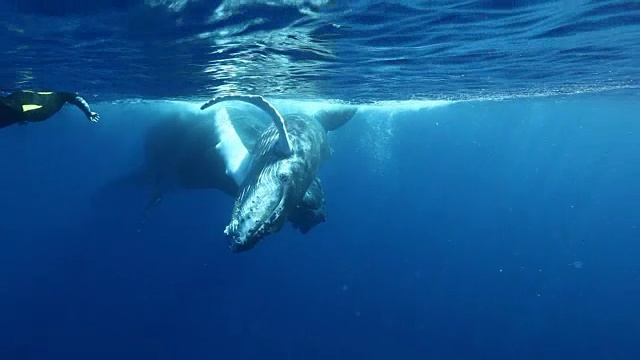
[200,95,358,252]
[94,101,328,233]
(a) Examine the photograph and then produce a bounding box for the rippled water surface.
[1,0,639,102]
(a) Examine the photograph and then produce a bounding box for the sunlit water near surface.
[1,1,639,359]
[1,0,639,102]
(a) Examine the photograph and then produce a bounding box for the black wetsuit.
[0,90,95,129]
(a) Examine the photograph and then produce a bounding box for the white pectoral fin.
[213,107,250,186]
[201,94,292,156]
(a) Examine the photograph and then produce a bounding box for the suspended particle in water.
[570,260,584,269]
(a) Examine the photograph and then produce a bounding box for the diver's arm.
[61,92,100,122]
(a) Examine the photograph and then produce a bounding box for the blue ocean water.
[1,1,639,359]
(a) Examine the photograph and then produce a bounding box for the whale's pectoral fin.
[227,111,270,152]
[315,105,359,131]
[201,95,292,157]
[212,107,251,186]
[91,170,149,209]
[288,177,327,234]
[136,188,164,234]
[91,169,164,234]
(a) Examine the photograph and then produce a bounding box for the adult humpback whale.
[93,100,345,234]
[200,95,358,253]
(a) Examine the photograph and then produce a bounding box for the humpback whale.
[93,100,335,234]
[200,95,358,253]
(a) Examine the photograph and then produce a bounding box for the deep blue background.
[1,0,639,358]
[1,91,638,359]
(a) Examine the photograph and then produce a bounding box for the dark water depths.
[1,92,639,359]
[1,1,639,359]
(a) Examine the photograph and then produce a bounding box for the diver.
[0,90,100,129]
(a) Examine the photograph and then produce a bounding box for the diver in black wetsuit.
[0,90,100,129]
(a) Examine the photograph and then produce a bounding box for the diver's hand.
[89,112,100,122]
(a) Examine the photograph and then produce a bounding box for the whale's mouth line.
[224,191,289,252]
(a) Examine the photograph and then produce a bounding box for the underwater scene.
[1,1,639,359]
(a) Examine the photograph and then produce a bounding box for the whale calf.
[200,95,358,252]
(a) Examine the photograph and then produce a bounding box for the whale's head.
[224,152,308,253]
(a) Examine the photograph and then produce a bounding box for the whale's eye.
[278,172,290,183]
